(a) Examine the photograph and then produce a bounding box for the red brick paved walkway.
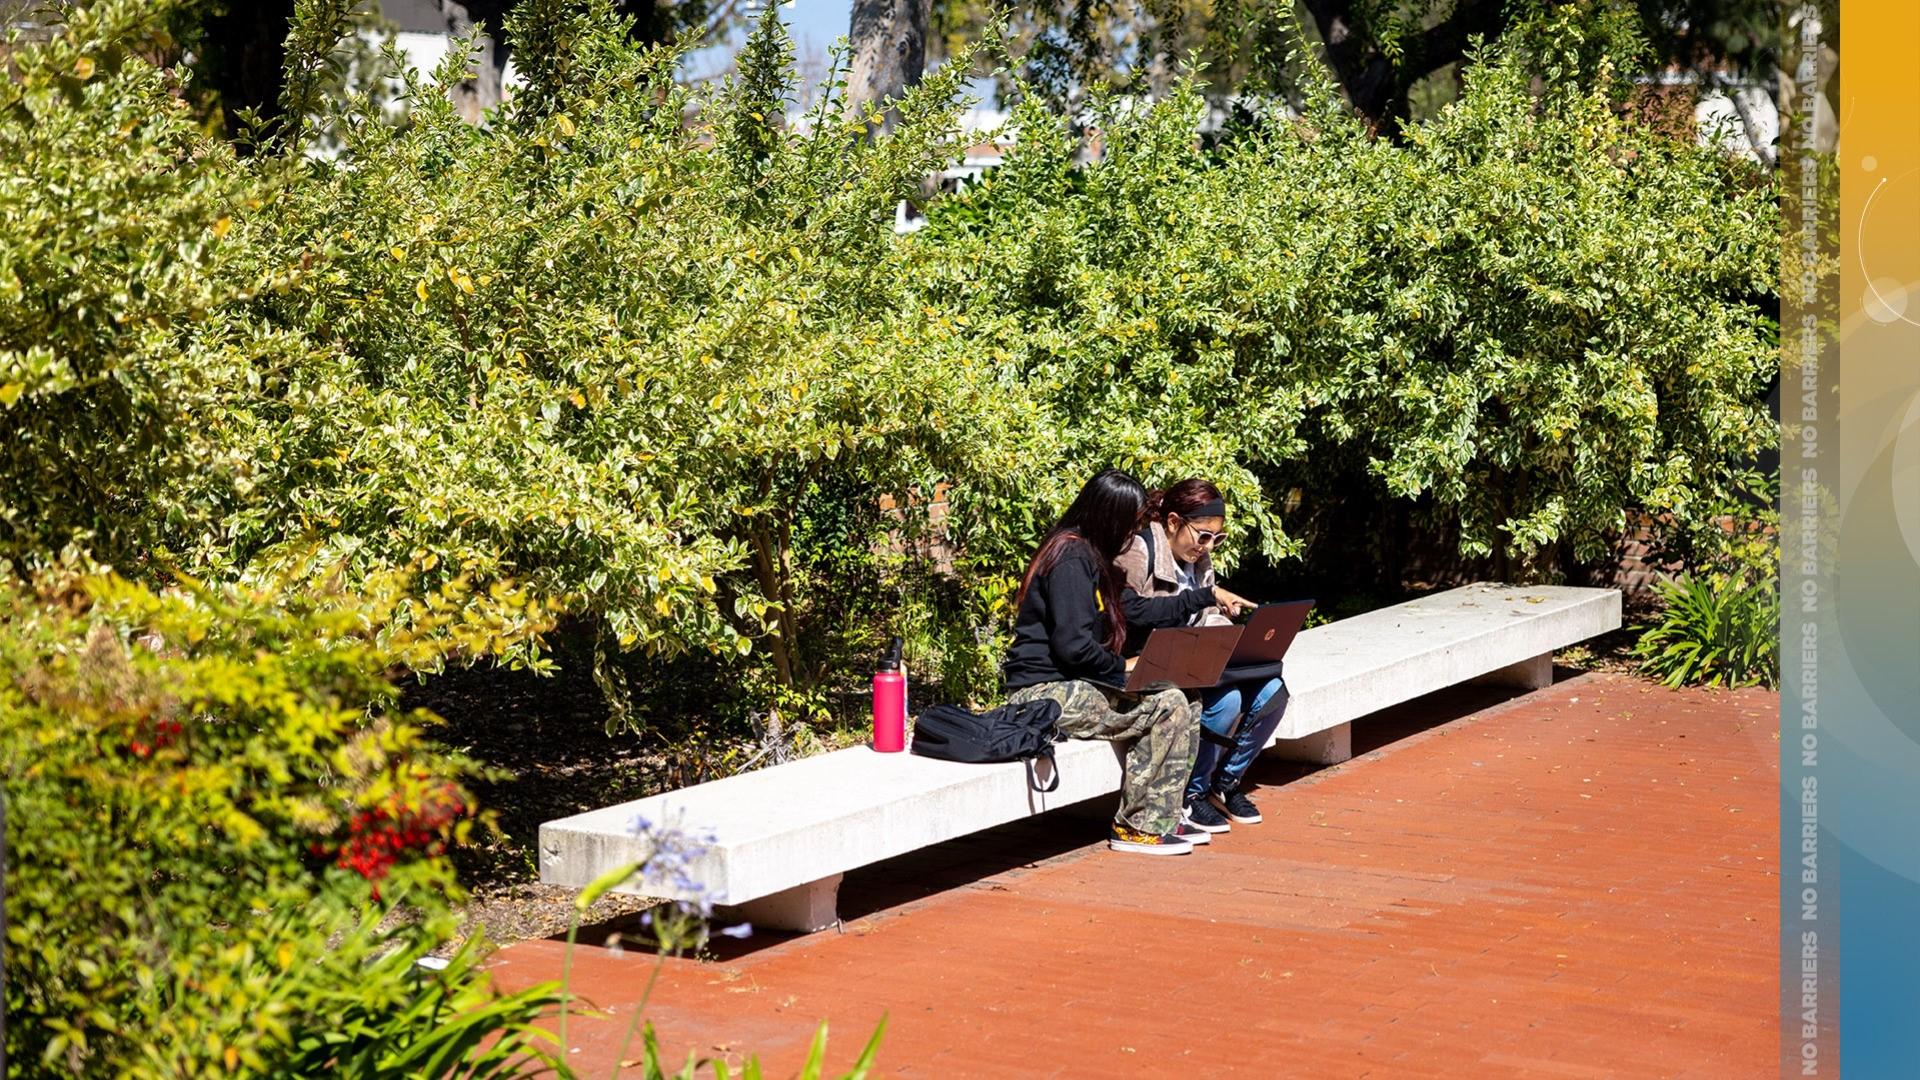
[488,672,1780,1078]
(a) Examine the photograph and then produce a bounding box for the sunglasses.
[1181,522,1228,548]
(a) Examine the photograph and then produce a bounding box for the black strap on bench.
[1024,751,1061,793]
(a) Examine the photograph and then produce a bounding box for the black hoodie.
[1002,538,1217,690]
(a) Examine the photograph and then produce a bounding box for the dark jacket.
[1003,536,1220,687]
[1002,539,1129,690]
[1115,522,1227,656]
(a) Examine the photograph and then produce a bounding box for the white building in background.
[1634,69,1783,166]
[376,0,518,120]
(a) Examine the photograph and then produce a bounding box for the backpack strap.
[1024,745,1061,793]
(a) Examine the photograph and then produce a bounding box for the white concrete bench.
[539,582,1620,932]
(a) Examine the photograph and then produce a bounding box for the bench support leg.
[726,874,842,934]
[1471,651,1553,690]
[1266,723,1351,765]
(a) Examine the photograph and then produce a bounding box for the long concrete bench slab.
[539,582,1619,932]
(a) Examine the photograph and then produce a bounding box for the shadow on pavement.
[563,671,1569,962]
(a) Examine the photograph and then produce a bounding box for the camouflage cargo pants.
[1005,679,1198,836]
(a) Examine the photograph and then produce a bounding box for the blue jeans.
[1185,676,1287,804]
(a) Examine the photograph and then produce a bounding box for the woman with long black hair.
[1002,468,1212,855]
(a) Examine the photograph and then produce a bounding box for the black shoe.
[1108,823,1193,856]
[1173,820,1213,846]
[1210,786,1263,825]
[1183,799,1232,834]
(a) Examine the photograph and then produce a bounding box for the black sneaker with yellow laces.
[1108,823,1194,856]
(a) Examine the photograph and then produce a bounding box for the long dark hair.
[1143,478,1224,524]
[1015,468,1146,653]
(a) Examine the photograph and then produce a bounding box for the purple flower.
[625,812,718,917]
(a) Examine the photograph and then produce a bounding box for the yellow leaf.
[554,114,576,137]
[416,279,430,303]
[568,391,586,409]
[224,1046,238,1072]
[276,941,294,969]
[0,383,23,408]
[422,552,440,571]
[74,56,94,79]
[211,216,232,238]
[709,393,727,410]
[653,595,671,616]
[389,246,406,262]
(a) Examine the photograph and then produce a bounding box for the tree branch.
[1300,0,1508,135]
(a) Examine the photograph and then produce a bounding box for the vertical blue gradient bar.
[1797,1,1920,1075]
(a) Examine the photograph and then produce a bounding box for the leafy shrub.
[2,1,1777,739]
[180,5,1038,728]
[0,564,567,1076]
[0,1,256,566]
[914,17,1777,583]
[1633,571,1779,688]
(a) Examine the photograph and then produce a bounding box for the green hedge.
[1,1,1776,728]
[0,563,566,1075]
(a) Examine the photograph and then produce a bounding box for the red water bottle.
[872,636,906,753]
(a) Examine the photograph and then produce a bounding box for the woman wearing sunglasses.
[1113,479,1287,836]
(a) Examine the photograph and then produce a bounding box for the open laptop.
[1117,625,1243,692]
[1225,599,1316,666]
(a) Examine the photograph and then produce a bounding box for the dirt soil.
[402,660,670,947]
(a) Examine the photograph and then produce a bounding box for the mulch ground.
[485,669,1781,1078]
[402,659,664,945]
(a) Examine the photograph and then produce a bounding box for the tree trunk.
[198,0,299,137]
[1300,0,1506,137]
[846,0,931,131]
[747,521,797,688]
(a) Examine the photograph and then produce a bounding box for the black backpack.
[910,699,1063,793]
